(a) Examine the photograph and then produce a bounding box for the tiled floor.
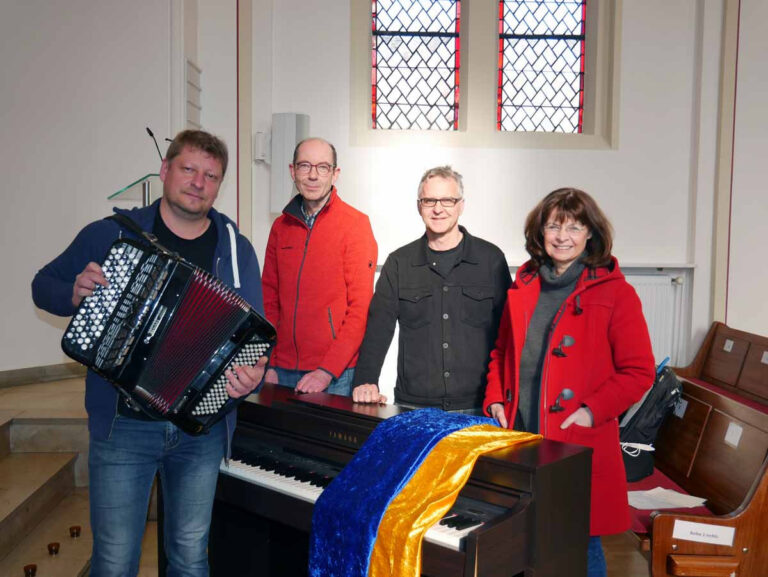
[1,379,650,577]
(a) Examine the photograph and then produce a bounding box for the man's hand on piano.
[295,369,332,393]
[488,403,508,429]
[72,262,108,307]
[225,356,269,398]
[352,384,388,404]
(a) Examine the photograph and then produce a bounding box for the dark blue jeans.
[272,367,354,396]
[587,536,607,577]
[88,416,226,576]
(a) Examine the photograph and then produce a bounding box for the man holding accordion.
[31,130,267,577]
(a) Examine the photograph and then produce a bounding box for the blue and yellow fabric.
[308,408,540,577]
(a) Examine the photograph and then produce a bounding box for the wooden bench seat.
[625,323,768,575]
[627,469,711,537]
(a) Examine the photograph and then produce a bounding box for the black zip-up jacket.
[353,227,511,409]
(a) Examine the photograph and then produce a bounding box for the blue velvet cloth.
[308,408,495,577]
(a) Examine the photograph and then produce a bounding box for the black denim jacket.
[354,227,511,410]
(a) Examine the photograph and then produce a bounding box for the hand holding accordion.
[61,238,276,435]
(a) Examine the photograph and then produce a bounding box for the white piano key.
[221,459,323,504]
[219,458,483,551]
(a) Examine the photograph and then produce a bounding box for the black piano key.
[453,516,482,530]
[442,517,461,529]
[306,473,325,487]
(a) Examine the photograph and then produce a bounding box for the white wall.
[198,0,238,221]
[264,1,697,261]
[250,0,275,256]
[256,0,723,361]
[727,0,768,334]
[0,0,241,372]
[0,0,171,371]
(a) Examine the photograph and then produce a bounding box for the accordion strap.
[107,213,176,257]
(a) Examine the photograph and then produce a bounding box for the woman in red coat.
[484,188,655,577]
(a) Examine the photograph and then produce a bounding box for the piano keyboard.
[220,452,505,551]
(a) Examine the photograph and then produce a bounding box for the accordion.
[61,237,276,435]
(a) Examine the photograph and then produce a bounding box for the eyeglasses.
[418,197,464,208]
[293,162,335,176]
[542,223,588,236]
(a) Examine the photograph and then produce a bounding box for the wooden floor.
[604,532,650,577]
[1,379,651,577]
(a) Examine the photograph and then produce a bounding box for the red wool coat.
[484,257,655,535]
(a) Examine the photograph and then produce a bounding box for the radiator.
[625,273,685,366]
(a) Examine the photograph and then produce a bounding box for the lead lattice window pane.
[372,0,461,130]
[498,0,586,133]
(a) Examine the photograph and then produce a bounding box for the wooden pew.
[656,323,768,514]
[674,321,768,406]
[626,323,768,575]
[650,456,768,577]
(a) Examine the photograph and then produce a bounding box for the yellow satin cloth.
[368,425,540,577]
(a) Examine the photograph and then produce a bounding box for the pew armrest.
[666,554,739,576]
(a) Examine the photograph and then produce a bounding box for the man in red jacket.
[262,138,377,394]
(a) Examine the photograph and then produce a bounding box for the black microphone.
[552,335,575,357]
[549,388,574,413]
[145,127,164,162]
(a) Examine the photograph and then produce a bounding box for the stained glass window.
[372,0,461,130]
[497,0,586,133]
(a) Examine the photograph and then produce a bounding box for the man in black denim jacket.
[352,166,511,411]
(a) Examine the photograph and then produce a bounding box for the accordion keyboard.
[191,340,272,416]
[64,243,145,358]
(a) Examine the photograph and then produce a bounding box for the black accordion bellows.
[62,238,276,435]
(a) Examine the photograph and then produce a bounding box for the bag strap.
[107,213,175,257]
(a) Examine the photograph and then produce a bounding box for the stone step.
[0,488,90,577]
[10,417,89,487]
[0,452,76,561]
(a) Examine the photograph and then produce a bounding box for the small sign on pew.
[672,520,735,546]
[724,421,743,448]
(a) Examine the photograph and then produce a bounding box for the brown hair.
[165,130,229,176]
[523,188,614,270]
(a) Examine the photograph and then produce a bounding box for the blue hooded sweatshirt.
[31,199,264,447]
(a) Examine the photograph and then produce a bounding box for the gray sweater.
[515,260,585,432]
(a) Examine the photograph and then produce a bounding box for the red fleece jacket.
[262,188,377,377]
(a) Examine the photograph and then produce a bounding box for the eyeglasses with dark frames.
[293,162,336,176]
[418,197,464,208]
